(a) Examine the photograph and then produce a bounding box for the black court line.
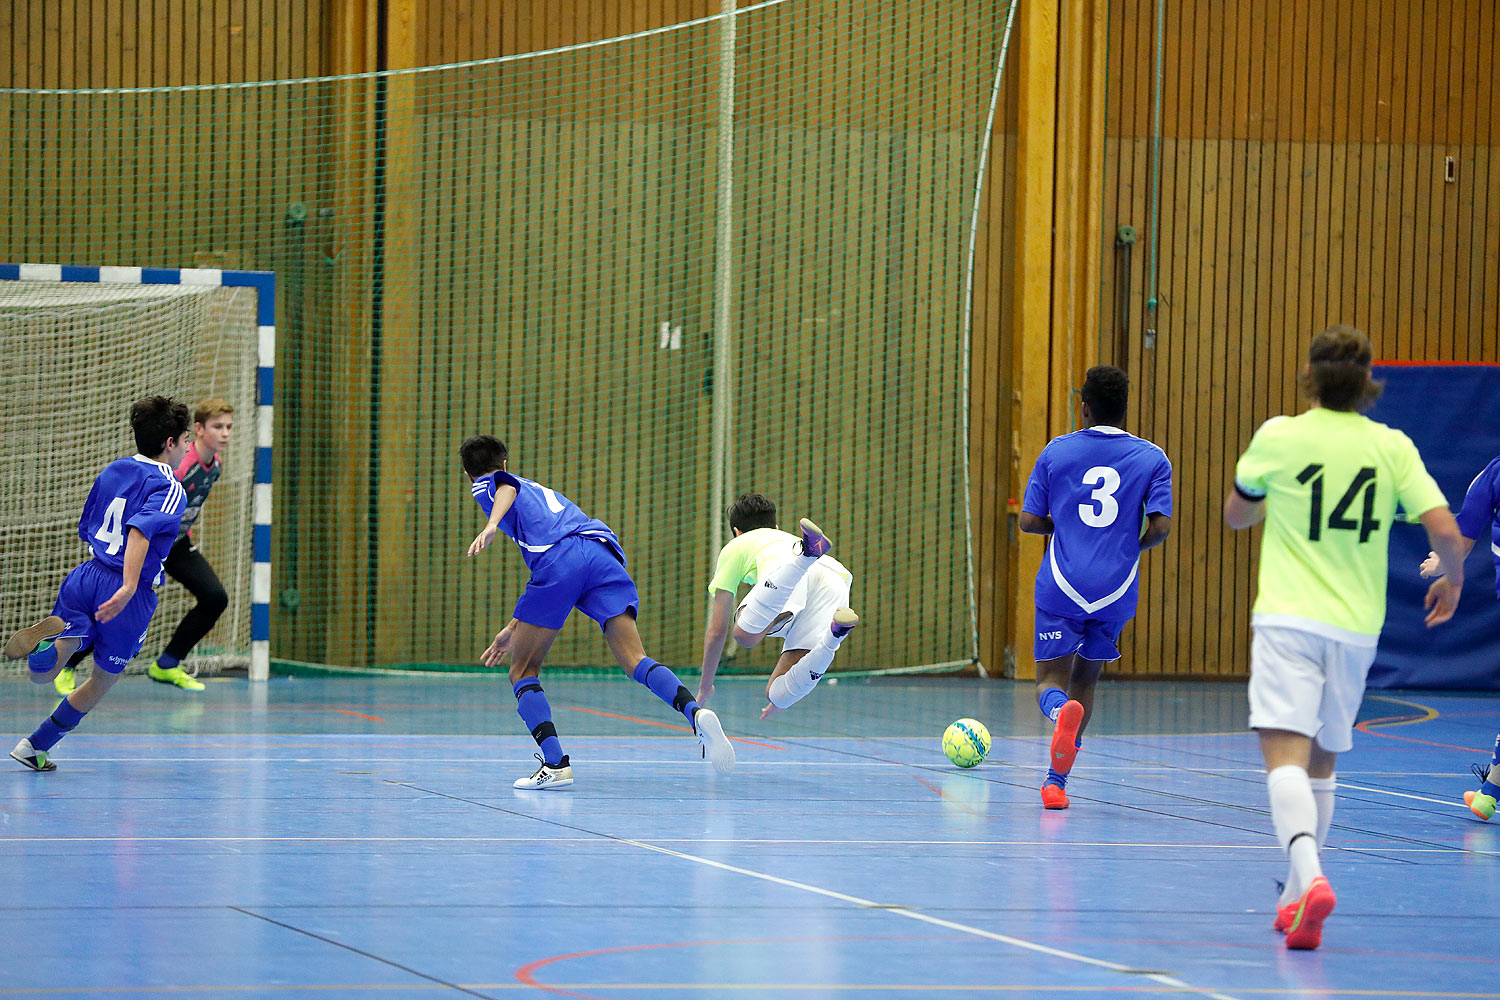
[229,905,501,1000]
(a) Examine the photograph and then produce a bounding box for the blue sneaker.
[798,518,832,558]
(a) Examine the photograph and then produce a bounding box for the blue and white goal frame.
[0,263,274,682]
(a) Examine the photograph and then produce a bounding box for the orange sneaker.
[1273,900,1298,932]
[1049,700,1084,775]
[1284,877,1336,950]
[1040,783,1070,810]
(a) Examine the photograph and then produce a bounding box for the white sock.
[1310,774,1336,849]
[1268,765,1322,902]
[766,630,846,709]
[736,553,818,635]
[1282,775,1336,903]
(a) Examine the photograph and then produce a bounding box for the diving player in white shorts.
[694,493,858,720]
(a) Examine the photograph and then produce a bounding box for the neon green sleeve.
[1392,431,1448,522]
[708,539,754,595]
[1234,417,1286,499]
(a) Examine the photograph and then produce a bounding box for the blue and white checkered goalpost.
[0,263,274,682]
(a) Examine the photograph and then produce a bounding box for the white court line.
[1338,782,1470,809]
[612,836,1241,1000]
[0,835,1483,855]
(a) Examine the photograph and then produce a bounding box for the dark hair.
[458,435,508,477]
[131,396,190,456]
[1299,325,1383,412]
[1080,365,1129,426]
[727,492,778,533]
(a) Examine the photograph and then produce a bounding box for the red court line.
[1374,360,1500,367]
[564,706,784,749]
[334,709,386,722]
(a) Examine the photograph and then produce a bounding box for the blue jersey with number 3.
[79,455,188,585]
[471,471,623,573]
[1022,427,1174,622]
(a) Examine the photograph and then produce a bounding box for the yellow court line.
[1363,694,1441,727]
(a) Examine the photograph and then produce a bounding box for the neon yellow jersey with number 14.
[1234,407,1447,645]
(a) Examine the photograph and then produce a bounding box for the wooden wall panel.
[1,0,1019,669]
[1100,0,1499,677]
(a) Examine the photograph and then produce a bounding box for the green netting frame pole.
[709,0,738,560]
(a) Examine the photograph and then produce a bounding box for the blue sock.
[30,697,86,752]
[155,652,180,671]
[27,642,58,676]
[1044,767,1068,789]
[632,658,699,727]
[1038,686,1067,723]
[512,678,565,766]
[1490,734,1500,768]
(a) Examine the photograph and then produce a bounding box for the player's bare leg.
[491,621,573,790]
[604,614,734,773]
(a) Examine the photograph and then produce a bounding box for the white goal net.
[0,280,259,676]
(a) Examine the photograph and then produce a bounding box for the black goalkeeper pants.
[64,536,228,670]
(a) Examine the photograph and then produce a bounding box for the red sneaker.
[1284,877,1336,950]
[1049,700,1084,774]
[1040,783,1070,810]
[1273,899,1297,933]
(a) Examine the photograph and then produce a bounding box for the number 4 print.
[1297,465,1381,543]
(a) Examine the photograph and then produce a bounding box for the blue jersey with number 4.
[471,471,624,573]
[1455,454,1500,599]
[79,455,188,586]
[1022,426,1173,622]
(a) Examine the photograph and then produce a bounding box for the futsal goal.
[0,265,273,681]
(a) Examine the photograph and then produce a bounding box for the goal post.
[0,264,274,682]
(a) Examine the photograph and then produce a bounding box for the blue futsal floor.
[1,674,1495,999]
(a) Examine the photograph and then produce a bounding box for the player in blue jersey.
[1019,366,1174,809]
[6,397,191,771]
[460,435,735,788]
[1418,453,1500,818]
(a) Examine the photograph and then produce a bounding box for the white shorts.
[1247,625,1377,753]
[739,557,852,652]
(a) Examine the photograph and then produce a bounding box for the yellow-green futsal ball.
[943,718,991,768]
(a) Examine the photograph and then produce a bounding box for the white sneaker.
[513,754,573,790]
[694,708,736,774]
[10,738,56,772]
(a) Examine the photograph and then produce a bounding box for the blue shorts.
[1034,608,1127,663]
[513,535,640,631]
[51,560,159,674]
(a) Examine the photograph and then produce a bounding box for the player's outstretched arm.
[696,589,736,705]
[1420,535,1476,578]
[1419,507,1467,627]
[1139,512,1172,551]
[468,482,519,557]
[97,528,149,623]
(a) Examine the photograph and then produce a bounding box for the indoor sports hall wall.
[0,0,1020,672]
[1100,0,1499,677]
